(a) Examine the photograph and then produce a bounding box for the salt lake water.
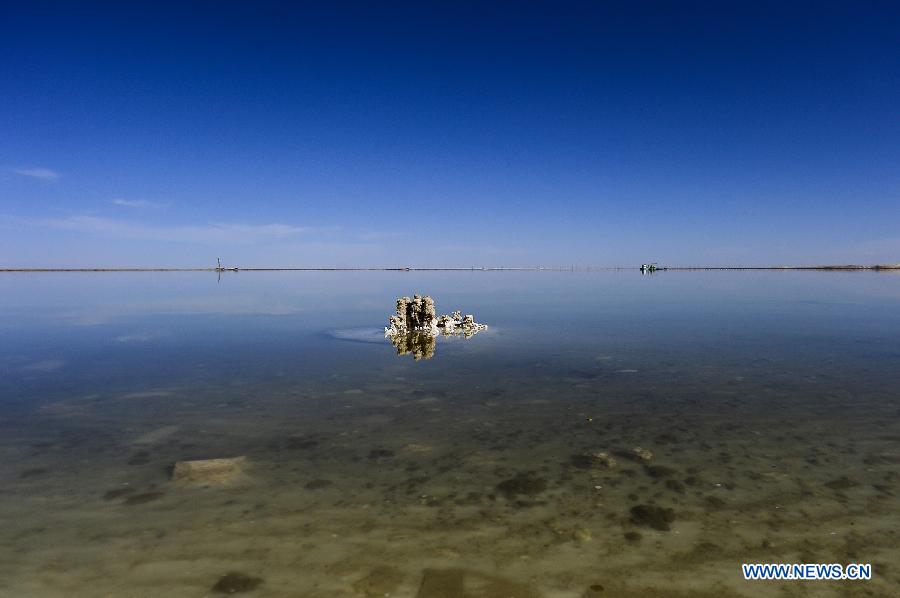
[1,271,898,597]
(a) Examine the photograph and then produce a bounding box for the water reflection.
[389,329,436,360]
[1,272,899,596]
[387,324,487,360]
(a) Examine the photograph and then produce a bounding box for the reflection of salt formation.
[389,330,437,360]
[386,294,487,360]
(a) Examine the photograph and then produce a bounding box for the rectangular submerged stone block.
[171,456,247,486]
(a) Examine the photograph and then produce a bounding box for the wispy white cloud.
[20,359,66,372]
[42,215,323,244]
[13,167,60,180]
[358,230,407,241]
[114,332,161,343]
[111,198,167,209]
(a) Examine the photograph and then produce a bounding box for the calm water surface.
[1,272,899,597]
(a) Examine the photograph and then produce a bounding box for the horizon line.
[1,264,899,273]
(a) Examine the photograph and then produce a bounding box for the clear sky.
[2,1,898,268]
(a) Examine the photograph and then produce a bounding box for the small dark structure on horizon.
[215,258,238,272]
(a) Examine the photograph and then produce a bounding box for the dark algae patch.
[212,572,263,593]
[286,438,318,450]
[644,465,677,478]
[304,479,333,490]
[368,448,395,459]
[496,472,548,499]
[630,504,676,531]
[824,476,859,490]
[123,491,165,505]
[583,584,606,597]
[102,487,135,501]
[568,454,593,469]
[127,451,150,465]
[705,495,727,509]
[664,479,685,493]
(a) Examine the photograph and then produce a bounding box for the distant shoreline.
[1,265,898,273]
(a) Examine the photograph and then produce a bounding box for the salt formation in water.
[386,294,486,337]
[385,294,487,359]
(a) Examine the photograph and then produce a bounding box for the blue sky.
[2,1,898,267]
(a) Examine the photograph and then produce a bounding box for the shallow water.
[1,271,898,597]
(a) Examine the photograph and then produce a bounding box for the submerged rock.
[171,456,247,486]
[591,451,617,469]
[386,295,487,359]
[572,528,593,543]
[632,447,654,462]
